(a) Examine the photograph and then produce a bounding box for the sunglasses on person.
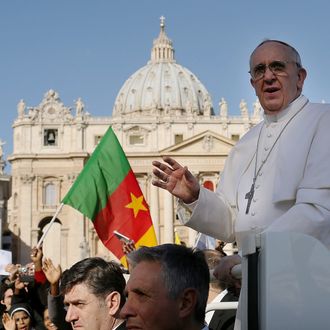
[249,60,301,80]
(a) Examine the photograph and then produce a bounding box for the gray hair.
[128,244,210,323]
[250,39,302,68]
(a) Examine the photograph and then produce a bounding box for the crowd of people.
[3,38,330,330]
[0,242,239,330]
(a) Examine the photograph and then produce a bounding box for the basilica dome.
[112,17,214,117]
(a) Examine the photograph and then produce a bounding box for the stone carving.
[185,99,193,114]
[75,98,84,116]
[240,99,249,118]
[219,97,228,118]
[203,96,212,116]
[17,99,26,119]
[28,107,39,122]
[0,139,5,174]
[164,101,171,115]
[203,135,213,152]
[20,174,35,184]
[0,139,4,159]
[44,89,59,101]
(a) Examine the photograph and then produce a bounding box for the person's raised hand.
[122,240,136,255]
[152,156,200,204]
[42,258,62,286]
[2,313,16,330]
[30,246,43,271]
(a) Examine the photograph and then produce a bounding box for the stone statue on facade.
[185,99,193,115]
[0,139,4,159]
[164,101,171,115]
[45,89,59,101]
[75,98,84,116]
[0,139,5,174]
[203,96,212,116]
[219,97,228,118]
[239,99,249,118]
[17,99,26,119]
[28,107,39,122]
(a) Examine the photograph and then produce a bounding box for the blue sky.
[1,0,330,172]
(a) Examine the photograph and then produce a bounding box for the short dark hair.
[60,257,126,307]
[128,244,210,323]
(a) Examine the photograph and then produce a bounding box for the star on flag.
[125,192,148,217]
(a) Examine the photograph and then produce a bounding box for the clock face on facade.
[45,105,57,119]
[47,107,55,115]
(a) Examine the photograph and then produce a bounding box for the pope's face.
[250,41,307,115]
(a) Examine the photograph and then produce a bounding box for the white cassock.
[178,95,330,329]
[178,94,330,249]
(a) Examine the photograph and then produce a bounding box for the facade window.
[44,183,56,206]
[231,134,240,141]
[44,129,58,146]
[174,134,183,144]
[129,134,144,145]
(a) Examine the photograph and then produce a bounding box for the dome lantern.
[150,16,175,64]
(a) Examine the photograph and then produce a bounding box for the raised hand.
[42,258,62,285]
[43,258,62,297]
[152,157,200,204]
[30,246,43,271]
[2,313,16,330]
[121,240,136,255]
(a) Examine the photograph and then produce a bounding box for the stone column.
[20,174,35,263]
[163,191,174,243]
[149,174,160,241]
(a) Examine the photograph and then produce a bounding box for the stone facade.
[6,19,262,268]
[0,142,11,252]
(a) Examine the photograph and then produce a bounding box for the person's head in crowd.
[120,244,210,330]
[0,283,13,312]
[43,307,58,330]
[60,257,126,330]
[213,255,241,298]
[215,240,227,257]
[249,39,307,115]
[7,302,34,330]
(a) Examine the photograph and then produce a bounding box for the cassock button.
[267,133,272,138]
[255,184,260,189]
[251,211,256,216]
[258,172,262,176]
[264,146,269,151]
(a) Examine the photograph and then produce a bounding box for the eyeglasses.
[249,60,300,80]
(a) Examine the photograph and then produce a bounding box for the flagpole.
[36,203,64,248]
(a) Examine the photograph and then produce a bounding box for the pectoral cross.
[245,178,256,214]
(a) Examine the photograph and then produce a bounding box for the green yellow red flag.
[62,126,157,265]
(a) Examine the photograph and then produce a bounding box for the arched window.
[44,183,56,206]
[39,218,62,266]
